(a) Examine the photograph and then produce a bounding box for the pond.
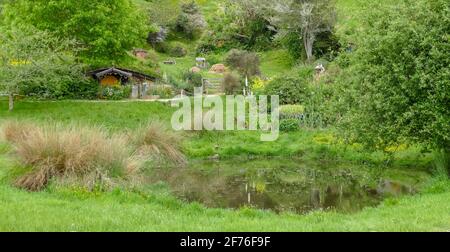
[151,158,429,214]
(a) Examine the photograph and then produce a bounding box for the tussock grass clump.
[434,149,450,179]
[133,121,186,166]
[2,121,133,191]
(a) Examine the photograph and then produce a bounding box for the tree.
[225,49,261,95]
[0,26,84,111]
[174,1,206,39]
[268,0,337,60]
[341,0,450,158]
[2,0,148,64]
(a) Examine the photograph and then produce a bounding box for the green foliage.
[169,42,188,57]
[340,0,450,151]
[174,1,206,39]
[225,49,260,78]
[280,119,300,132]
[264,69,312,105]
[279,105,305,119]
[222,72,242,95]
[197,0,275,53]
[100,86,132,100]
[282,30,341,62]
[23,79,99,100]
[2,0,149,64]
[182,71,203,93]
[151,85,174,99]
[268,0,337,60]
[0,26,87,107]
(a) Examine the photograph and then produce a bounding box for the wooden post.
[8,93,14,112]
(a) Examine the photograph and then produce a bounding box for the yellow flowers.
[313,133,336,145]
[251,77,267,94]
[9,60,30,66]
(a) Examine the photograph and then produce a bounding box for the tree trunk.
[8,93,14,112]
[303,31,315,61]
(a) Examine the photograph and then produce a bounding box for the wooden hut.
[89,67,157,99]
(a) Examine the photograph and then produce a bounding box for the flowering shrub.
[100,85,131,100]
[251,77,267,95]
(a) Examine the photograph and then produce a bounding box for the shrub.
[100,85,131,100]
[279,105,305,120]
[132,121,186,166]
[280,119,300,132]
[206,54,222,66]
[222,72,242,95]
[264,74,310,105]
[2,122,134,191]
[151,85,174,99]
[182,71,203,93]
[155,42,171,54]
[250,77,267,95]
[174,1,206,39]
[169,42,188,57]
[147,26,168,48]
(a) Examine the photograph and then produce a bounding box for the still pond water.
[152,158,428,214]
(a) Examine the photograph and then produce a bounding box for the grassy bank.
[0,177,448,232]
[0,100,432,167]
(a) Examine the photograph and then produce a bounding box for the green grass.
[0,100,433,168]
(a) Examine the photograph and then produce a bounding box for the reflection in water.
[150,158,420,214]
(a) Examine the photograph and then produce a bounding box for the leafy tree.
[2,0,148,64]
[198,0,275,52]
[0,26,85,111]
[341,0,450,156]
[225,49,261,94]
[226,49,260,77]
[268,0,337,60]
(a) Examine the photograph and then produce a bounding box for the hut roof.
[89,67,156,81]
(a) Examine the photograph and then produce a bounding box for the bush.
[279,105,305,120]
[151,85,174,99]
[182,71,203,93]
[174,1,206,39]
[206,54,222,66]
[155,42,171,54]
[22,78,99,100]
[264,74,311,105]
[251,77,267,95]
[169,42,188,57]
[340,0,450,151]
[2,121,134,191]
[100,85,131,100]
[222,72,241,95]
[280,119,300,132]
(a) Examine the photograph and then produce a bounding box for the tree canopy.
[0,26,85,110]
[341,0,450,152]
[2,0,149,64]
